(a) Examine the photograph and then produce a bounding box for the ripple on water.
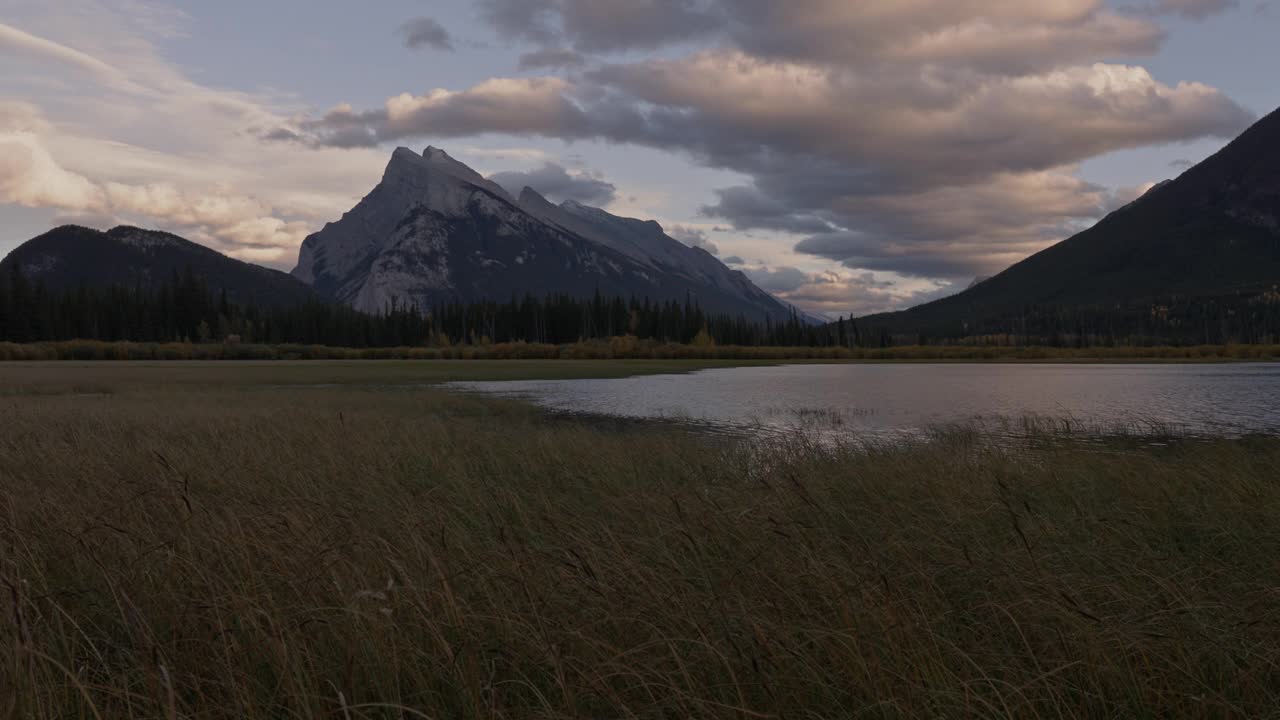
[445,362,1280,444]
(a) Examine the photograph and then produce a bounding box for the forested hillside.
[0,265,834,348]
[864,107,1280,343]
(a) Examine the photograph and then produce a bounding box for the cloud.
[722,255,744,265]
[1101,181,1163,213]
[792,168,1115,277]
[0,115,312,259]
[667,224,719,255]
[478,0,1164,72]
[399,17,454,51]
[589,55,1250,188]
[0,11,391,266]
[9,0,1254,317]
[299,77,588,148]
[743,265,809,293]
[458,146,553,163]
[480,0,721,52]
[0,101,48,133]
[0,130,105,210]
[297,7,1253,280]
[0,21,145,94]
[738,263,952,318]
[518,47,586,71]
[489,162,617,205]
[548,0,722,52]
[734,3,1164,72]
[701,186,835,235]
[614,55,1249,277]
[1149,0,1239,19]
[260,127,301,142]
[477,0,558,45]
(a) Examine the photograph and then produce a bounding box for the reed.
[1,368,1278,718]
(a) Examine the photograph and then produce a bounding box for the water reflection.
[447,363,1280,441]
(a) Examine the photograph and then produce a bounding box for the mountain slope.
[293,147,796,320]
[1,225,314,307]
[516,187,791,318]
[863,106,1280,337]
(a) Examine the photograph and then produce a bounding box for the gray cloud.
[795,232,1006,279]
[590,55,1251,191]
[1150,0,1239,19]
[400,17,454,51]
[479,1,1164,73]
[784,278,957,319]
[291,1,1255,282]
[743,265,809,293]
[489,162,617,205]
[739,266,952,318]
[481,0,721,52]
[478,0,561,45]
[790,169,1118,278]
[556,0,721,52]
[260,127,300,142]
[667,224,719,255]
[297,78,590,148]
[518,48,587,71]
[722,255,744,265]
[701,186,835,235]
[722,2,1163,73]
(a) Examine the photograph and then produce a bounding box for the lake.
[448,363,1280,440]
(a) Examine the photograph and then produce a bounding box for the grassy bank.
[3,337,1280,362]
[0,359,788,398]
[2,369,1279,718]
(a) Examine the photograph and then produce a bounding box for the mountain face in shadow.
[293,146,796,321]
[863,107,1280,339]
[0,225,314,308]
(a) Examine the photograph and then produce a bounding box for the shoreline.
[3,338,1280,365]
[5,369,1279,717]
[3,354,1280,368]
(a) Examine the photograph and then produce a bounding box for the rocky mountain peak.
[518,186,555,209]
[423,145,449,159]
[381,146,509,198]
[293,145,797,321]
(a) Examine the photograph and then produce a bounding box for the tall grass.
[1,380,1278,718]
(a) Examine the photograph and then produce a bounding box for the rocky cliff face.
[293,147,796,320]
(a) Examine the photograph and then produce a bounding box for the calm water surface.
[448,363,1280,439]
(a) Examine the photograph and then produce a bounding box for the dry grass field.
[1,362,1278,718]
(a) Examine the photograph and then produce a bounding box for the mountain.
[0,225,314,307]
[293,147,796,321]
[863,106,1280,338]
[516,188,791,317]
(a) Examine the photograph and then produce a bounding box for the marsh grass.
[1,371,1278,718]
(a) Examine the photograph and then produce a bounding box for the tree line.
[871,289,1280,348]
[8,264,1273,349]
[0,265,857,348]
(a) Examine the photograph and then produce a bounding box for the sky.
[1,0,1276,318]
